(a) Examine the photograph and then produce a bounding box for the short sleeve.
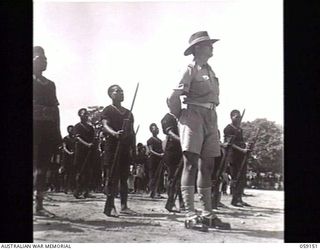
[147,138,155,147]
[161,114,175,135]
[174,65,194,93]
[62,136,67,144]
[223,125,234,142]
[101,106,112,121]
[73,124,81,138]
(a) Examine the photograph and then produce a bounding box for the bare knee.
[183,152,199,171]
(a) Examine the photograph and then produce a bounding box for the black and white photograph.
[33,0,284,243]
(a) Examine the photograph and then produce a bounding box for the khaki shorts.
[178,105,220,158]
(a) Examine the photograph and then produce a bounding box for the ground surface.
[33,189,284,243]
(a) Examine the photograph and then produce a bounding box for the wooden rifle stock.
[235,127,261,188]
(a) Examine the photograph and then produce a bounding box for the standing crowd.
[33,31,261,231]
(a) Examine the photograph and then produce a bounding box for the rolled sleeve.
[174,66,193,93]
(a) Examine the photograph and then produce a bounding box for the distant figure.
[167,31,231,230]
[73,108,95,199]
[147,123,164,199]
[135,143,148,192]
[33,46,62,216]
[61,125,76,193]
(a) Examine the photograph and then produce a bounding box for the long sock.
[198,187,216,218]
[181,186,195,217]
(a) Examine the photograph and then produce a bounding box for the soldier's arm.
[148,144,164,158]
[231,144,249,154]
[62,141,73,155]
[76,136,93,148]
[167,129,180,142]
[101,119,123,139]
[167,66,193,118]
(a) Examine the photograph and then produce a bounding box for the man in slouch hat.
[167,31,231,230]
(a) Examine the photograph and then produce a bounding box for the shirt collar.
[193,57,208,68]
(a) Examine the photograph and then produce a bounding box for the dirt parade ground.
[33,189,283,243]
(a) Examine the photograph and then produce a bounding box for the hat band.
[189,36,212,45]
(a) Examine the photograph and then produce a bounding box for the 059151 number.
[300,244,318,248]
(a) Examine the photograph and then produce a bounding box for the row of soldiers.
[34,96,248,211]
[33,30,259,231]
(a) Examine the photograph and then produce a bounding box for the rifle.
[135,125,140,136]
[240,109,246,122]
[171,159,184,205]
[234,127,261,191]
[150,157,166,197]
[107,83,140,190]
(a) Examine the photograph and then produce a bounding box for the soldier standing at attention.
[224,109,251,207]
[73,108,95,199]
[167,31,231,230]
[33,46,62,216]
[101,85,136,216]
[61,125,76,194]
[147,123,165,199]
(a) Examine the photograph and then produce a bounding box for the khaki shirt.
[175,61,220,105]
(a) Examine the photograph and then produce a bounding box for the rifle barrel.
[130,82,139,113]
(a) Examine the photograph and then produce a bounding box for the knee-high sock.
[198,187,215,218]
[181,186,195,217]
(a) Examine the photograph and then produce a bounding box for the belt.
[187,102,216,110]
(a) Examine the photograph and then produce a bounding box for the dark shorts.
[103,141,131,174]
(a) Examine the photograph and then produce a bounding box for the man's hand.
[242,148,251,154]
[220,142,229,148]
[113,130,124,139]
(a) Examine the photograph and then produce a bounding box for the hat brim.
[184,38,219,56]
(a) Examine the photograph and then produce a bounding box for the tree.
[87,106,104,126]
[242,119,283,174]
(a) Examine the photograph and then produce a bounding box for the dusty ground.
[33,189,283,243]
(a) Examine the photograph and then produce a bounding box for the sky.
[33,0,283,144]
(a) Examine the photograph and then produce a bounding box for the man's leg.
[180,152,199,218]
[230,163,242,206]
[119,165,129,211]
[197,157,215,217]
[34,143,54,215]
[238,164,251,206]
[198,157,231,229]
[165,161,177,212]
[103,167,119,217]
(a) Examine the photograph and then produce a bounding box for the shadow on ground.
[34,214,161,234]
